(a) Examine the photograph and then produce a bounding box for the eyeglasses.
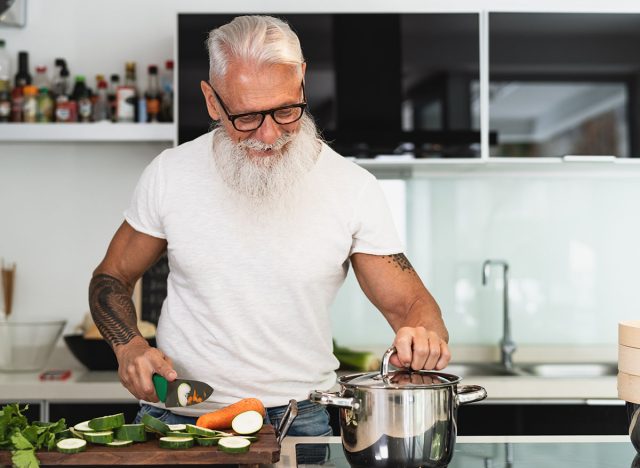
[207,81,307,132]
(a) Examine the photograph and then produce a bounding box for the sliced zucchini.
[196,437,219,446]
[218,436,251,454]
[89,413,125,431]
[166,431,190,437]
[185,424,220,437]
[231,410,263,435]
[142,413,170,435]
[107,440,133,447]
[73,421,95,432]
[55,429,73,439]
[69,428,85,439]
[177,382,192,407]
[159,436,194,449]
[83,431,114,444]
[167,423,187,432]
[115,424,147,442]
[56,438,87,454]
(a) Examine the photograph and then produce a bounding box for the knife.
[152,374,214,408]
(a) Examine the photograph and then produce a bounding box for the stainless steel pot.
[310,347,487,468]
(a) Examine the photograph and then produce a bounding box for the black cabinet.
[458,403,627,436]
[489,13,640,158]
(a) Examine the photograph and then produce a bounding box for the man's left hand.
[390,326,451,371]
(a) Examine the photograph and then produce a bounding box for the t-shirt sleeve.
[350,176,404,256]
[124,155,167,239]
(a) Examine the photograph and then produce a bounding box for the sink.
[515,363,618,378]
[443,362,618,378]
[443,363,524,377]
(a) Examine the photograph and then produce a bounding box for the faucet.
[482,260,516,371]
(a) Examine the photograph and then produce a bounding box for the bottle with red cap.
[160,59,173,122]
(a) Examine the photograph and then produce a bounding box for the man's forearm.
[89,273,141,349]
[402,297,449,342]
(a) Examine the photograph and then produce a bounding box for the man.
[89,15,450,435]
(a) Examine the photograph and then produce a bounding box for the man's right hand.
[114,336,177,402]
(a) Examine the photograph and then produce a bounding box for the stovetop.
[294,440,639,467]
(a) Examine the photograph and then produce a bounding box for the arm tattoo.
[89,274,141,349]
[382,253,415,273]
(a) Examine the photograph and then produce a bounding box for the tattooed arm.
[89,221,175,401]
[351,253,450,371]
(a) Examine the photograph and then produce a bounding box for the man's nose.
[253,114,282,145]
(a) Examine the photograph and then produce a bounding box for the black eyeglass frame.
[207,81,307,132]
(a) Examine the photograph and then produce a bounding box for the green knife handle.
[152,374,168,402]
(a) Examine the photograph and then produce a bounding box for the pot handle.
[276,399,298,445]
[456,385,487,405]
[309,390,360,410]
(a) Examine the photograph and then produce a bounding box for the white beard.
[211,113,322,204]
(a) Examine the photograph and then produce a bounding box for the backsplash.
[331,173,640,348]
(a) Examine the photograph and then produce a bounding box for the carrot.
[196,398,266,430]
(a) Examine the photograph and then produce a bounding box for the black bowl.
[64,334,157,370]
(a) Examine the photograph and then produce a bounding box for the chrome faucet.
[482,260,516,371]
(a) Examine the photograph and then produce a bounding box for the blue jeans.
[134,399,333,436]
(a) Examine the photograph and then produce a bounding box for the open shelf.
[0,123,175,142]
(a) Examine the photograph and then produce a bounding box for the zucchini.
[185,424,220,437]
[115,424,147,442]
[142,413,170,435]
[107,440,133,447]
[166,431,190,437]
[218,436,251,454]
[159,436,194,449]
[89,413,125,431]
[83,431,114,444]
[231,410,263,435]
[56,438,87,454]
[73,421,95,432]
[69,428,86,439]
[167,423,187,432]
[196,437,220,446]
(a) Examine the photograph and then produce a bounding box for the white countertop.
[0,345,621,403]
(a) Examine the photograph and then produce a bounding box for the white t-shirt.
[124,131,403,416]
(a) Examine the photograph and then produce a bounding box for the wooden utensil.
[620,321,640,349]
[1,260,15,317]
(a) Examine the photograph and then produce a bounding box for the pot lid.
[338,346,461,389]
[340,369,461,389]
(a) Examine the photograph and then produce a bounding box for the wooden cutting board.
[0,425,279,467]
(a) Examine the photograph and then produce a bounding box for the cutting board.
[0,425,279,467]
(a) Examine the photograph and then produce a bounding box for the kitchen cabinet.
[488,12,640,158]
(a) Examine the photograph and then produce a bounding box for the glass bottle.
[0,80,10,122]
[145,65,160,122]
[116,62,137,122]
[72,76,92,122]
[0,40,11,90]
[160,59,174,122]
[36,87,53,122]
[92,79,110,122]
[22,85,38,122]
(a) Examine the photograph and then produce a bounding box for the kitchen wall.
[2,0,640,346]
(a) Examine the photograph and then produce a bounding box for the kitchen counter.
[277,435,636,467]
[0,345,621,422]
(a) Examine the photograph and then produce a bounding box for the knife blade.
[152,374,214,407]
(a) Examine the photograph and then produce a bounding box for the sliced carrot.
[196,398,266,430]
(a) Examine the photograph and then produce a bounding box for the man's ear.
[200,80,221,121]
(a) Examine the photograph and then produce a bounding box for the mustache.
[237,133,293,152]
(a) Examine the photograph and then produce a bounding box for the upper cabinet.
[488,13,640,158]
[178,13,480,158]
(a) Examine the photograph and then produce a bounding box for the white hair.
[207,15,305,82]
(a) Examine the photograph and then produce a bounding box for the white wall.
[3,0,640,338]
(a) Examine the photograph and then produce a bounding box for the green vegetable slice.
[88,413,125,431]
[142,413,170,435]
[83,431,114,444]
[56,438,87,454]
[159,436,194,449]
[107,439,133,447]
[218,436,251,453]
[167,423,187,431]
[231,410,263,435]
[166,431,190,437]
[115,424,147,442]
[73,421,95,432]
[185,424,220,437]
[196,437,220,446]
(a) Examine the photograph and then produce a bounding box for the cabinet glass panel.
[488,13,640,158]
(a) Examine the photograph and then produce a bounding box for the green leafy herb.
[0,404,67,468]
